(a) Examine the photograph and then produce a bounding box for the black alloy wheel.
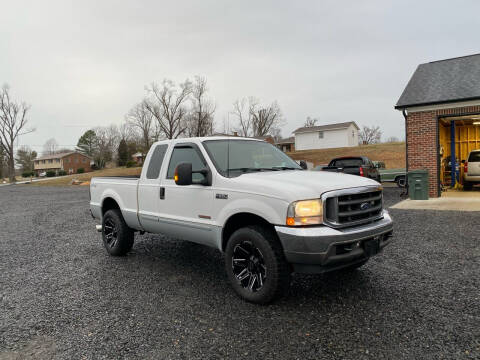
[103,218,119,249]
[225,225,290,304]
[101,209,134,256]
[232,241,267,292]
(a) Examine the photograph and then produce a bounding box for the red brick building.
[396,54,480,197]
[34,152,92,175]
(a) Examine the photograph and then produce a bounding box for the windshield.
[203,139,302,177]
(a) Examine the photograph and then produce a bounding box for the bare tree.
[126,102,155,153]
[143,79,193,139]
[0,85,33,182]
[359,125,382,144]
[232,97,258,137]
[42,138,58,155]
[251,101,284,137]
[93,127,116,168]
[269,127,282,142]
[187,76,216,137]
[385,136,400,143]
[304,116,318,127]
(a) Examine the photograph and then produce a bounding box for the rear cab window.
[146,144,168,179]
[331,158,363,167]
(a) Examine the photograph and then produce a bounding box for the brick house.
[396,54,480,197]
[34,152,92,175]
[275,137,295,152]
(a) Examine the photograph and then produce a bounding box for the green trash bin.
[408,169,429,200]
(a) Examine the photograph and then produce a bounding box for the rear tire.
[225,225,291,304]
[102,209,134,256]
[396,175,406,188]
[464,181,473,191]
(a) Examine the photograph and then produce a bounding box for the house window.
[318,131,324,139]
[75,158,79,163]
[82,158,86,163]
[48,159,53,164]
[352,130,355,138]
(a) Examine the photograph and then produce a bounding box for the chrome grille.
[323,187,384,228]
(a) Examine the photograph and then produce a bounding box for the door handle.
[160,187,165,200]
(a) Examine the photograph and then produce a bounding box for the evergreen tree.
[117,139,128,166]
[15,147,37,172]
[76,130,97,157]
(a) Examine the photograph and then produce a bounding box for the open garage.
[396,54,480,197]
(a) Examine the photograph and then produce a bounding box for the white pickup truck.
[90,137,393,303]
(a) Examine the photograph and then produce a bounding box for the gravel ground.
[0,186,478,359]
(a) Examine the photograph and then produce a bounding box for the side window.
[167,146,207,182]
[146,145,168,179]
[318,131,324,139]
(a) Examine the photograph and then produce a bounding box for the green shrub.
[46,171,56,177]
[58,170,67,176]
[126,161,136,168]
[22,171,33,178]
[77,168,85,174]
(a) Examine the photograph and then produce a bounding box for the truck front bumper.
[275,210,393,273]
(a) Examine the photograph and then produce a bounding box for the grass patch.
[288,142,406,169]
[30,167,142,186]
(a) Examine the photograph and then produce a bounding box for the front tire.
[102,209,134,256]
[225,225,291,304]
[464,181,473,190]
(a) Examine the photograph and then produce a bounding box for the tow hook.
[96,225,102,232]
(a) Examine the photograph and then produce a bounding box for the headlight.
[286,199,323,226]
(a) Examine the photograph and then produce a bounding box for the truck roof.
[151,136,265,146]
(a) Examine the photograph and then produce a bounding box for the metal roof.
[293,121,359,134]
[35,152,90,161]
[396,53,480,109]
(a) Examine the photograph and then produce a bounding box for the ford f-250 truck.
[90,137,393,304]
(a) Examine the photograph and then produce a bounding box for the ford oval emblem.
[360,202,371,210]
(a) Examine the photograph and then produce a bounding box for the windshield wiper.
[227,167,281,173]
[271,166,300,170]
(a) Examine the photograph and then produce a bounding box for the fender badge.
[216,193,228,200]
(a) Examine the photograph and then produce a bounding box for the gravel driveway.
[0,186,478,359]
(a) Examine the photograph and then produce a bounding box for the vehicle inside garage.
[439,114,480,189]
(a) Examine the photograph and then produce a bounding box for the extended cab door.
[138,143,169,232]
[158,142,216,247]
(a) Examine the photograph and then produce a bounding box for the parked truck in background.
[320,156,381,182]
[90,137,394,304]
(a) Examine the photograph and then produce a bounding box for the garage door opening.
[438,114,480,193]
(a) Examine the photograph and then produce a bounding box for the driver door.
[157,143,215,247]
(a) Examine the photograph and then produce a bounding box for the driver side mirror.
[174,162,212,186]
[299,160,307,170]
[174,162,192,186]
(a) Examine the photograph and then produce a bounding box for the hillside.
[288,142,406,169]
[30,166,142,186]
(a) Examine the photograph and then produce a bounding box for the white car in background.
[464,150,480,190]
[38,171,47,177]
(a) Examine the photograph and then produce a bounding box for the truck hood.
[227,170,381,203]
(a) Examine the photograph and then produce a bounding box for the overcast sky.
[1,0,480,151]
